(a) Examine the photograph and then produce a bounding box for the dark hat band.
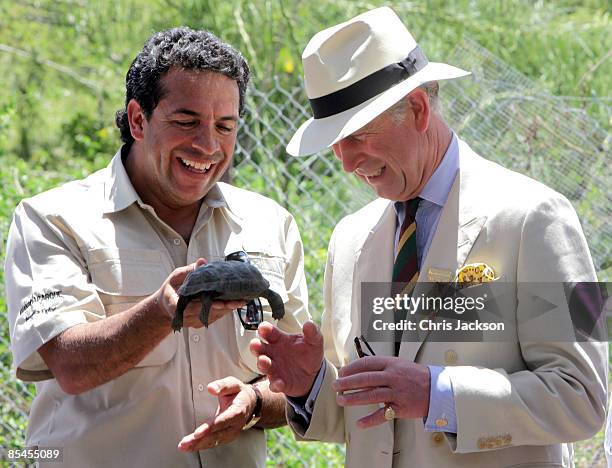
[308,45,429,120]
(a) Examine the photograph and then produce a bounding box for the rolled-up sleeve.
[5,201,104,381]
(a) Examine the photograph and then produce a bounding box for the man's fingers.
[206,423,239,442]
[170,264,197,284]
[257,321,282,343]
[336,387,393,407]
[211,300,245,310]
[303,321,323,346]
[177,433,197,451]
[170,257,207,286]
[249,338,265,357]
[356,406,388,429]
[211,405,242,432]
[332,371,388,392]
[255,354,286,392]
[178,422,211,451]
[179,426,235,452]
[193,423,211,439]
[256,354,272,374]
[268,377,285,393]
[338,356,388,377]
[207,376,241,396]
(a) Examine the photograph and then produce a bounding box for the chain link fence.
[1,38,610,466]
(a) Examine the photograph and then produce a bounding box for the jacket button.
[432,432,444,445]
[444,349,458,365]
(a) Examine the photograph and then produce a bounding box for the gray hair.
[389,81,441,124]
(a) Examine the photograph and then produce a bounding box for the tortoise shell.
[178,261,270,299]
[171,260,285,331]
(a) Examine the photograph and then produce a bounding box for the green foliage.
[266,427,345,467]
[0,0,610,464]
[0,102,14,158]
[61,112,118,166]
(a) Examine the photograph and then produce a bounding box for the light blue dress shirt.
[394,133,459,433]
[288,133,460,434]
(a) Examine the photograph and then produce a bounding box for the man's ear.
[407,89,430,133]
[127,99,146,141]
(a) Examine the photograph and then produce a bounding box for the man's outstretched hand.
[250,321,324,397]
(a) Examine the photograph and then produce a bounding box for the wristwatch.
[242,384,263,430]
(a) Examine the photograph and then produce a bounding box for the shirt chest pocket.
[87,247,177,368]
[245,252,289,310]
[232,250,290,373]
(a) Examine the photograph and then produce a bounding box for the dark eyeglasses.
[237,297,264,330]
[225,250,264,331]
[354,335,376,358]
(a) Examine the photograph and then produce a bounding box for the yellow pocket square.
[456,263,497,285]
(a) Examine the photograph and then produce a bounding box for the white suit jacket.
[288,139,607,467]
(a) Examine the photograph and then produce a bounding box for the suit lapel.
[399,140,488,361]
[344,201,397,448]
[353,201,397,357]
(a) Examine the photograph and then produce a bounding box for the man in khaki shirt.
[5,27,309,467]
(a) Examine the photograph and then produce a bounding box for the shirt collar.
[103,147,140,214]
[419,131,459,207]
[103,146,228,214]
[393,131,459,215]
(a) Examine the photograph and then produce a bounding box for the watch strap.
[242,384,263,430]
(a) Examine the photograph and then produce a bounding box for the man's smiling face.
[129,67,239,211]
[331,91,435,202]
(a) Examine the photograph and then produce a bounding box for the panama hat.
[286,7,470,156]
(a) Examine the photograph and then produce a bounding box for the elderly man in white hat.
[251,7,607,467]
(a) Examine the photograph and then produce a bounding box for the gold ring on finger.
[384,404,395,421]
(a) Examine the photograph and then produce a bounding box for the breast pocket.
[88,247,177,367]
[248,253,289,307]
[232,251,290,373]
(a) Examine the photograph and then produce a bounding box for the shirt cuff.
[424,365,457,434]
[286,360,327,424]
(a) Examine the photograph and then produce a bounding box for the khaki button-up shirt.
[5,149,310,467]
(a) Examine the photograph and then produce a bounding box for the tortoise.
[171,260,285,331]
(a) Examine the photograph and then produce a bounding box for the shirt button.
[173,238,181,245]
[192,335,200,343]
[197,384,204,392]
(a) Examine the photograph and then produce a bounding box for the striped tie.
[393,197,421,355]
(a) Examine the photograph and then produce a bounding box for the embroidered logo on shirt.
[19,289,63,321]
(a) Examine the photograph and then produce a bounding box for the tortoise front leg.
[172,295,190,332]
[199,293,214,328]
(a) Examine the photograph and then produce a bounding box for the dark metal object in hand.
[354,335,376,358]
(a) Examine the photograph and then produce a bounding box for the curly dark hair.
[115,27,250,145]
